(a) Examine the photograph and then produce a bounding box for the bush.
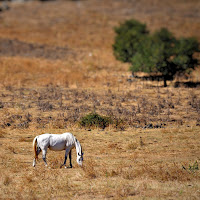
[79,112,111,129]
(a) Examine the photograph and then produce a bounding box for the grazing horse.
[32,132,83,168]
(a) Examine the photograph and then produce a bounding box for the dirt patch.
[0,38,75,60]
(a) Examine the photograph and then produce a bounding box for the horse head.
[77,151,84,166]
[75,138,84,166]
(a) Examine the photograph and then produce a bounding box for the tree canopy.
[113,19,200,87]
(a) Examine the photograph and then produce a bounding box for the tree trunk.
[163,76,167,87]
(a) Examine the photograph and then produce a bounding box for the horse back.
[37,133,75,151]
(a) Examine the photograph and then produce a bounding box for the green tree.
[113,19,200,87]
[113,19,149,63]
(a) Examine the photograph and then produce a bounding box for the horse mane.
[74,137,82,154]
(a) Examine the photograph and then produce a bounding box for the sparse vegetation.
[182,160,199,172]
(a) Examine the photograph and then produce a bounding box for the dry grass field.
[0,0,200,199]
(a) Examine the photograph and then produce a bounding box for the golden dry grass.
[0,0,200,199]
[0,127,200,199]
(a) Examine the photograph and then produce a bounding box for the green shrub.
[79,112,112,129]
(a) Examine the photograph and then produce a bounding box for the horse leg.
[33,158,36,167]
[33,147,41,167]
[60,149,70,168]
[42,149,48,166]
[68,150,72,168]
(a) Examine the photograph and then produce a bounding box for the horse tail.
[33,136,38,160]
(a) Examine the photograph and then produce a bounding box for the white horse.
[32,132,83,168]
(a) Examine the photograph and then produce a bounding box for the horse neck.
[74,139,81,156]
